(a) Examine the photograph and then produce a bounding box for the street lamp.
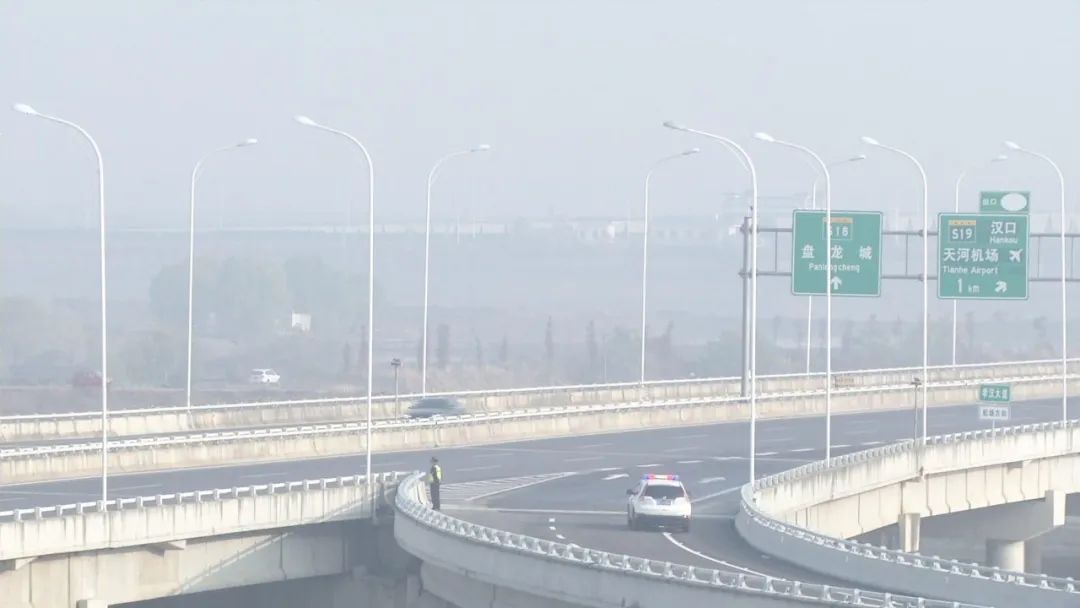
[754,132,838,461]
[186,138,258,411]
[421,145,491,395]
[861,136,929,444]
[390,358,402,412]
[640,148,700,387]
[951,154,1008,366]
[804,155,865,376]
[15,103,109,503]
[1004,141,1068,423]
[664,121,760,482]
[295,114,377,506]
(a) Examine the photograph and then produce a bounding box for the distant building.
[291,312,312,333]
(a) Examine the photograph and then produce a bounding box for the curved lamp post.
[421,145,491,395]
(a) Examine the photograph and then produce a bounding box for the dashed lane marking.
[790,448,815,453]
[603,473,629,481]
[677,460,703,464]
[699,477,726,485]
[755,451,779,456]
[636,463,661,468]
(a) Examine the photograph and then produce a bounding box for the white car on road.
[248,368,281,385]
[626,474,691,531]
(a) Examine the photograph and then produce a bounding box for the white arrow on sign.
[830,276,842,289]
[995,281,1008,293]
[1009,249,1023,262]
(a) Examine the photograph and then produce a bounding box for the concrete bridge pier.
[981,490,1063,573]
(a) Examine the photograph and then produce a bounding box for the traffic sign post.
[791,210,883,296]
[938,213,1030,300]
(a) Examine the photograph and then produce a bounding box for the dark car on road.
[407,397,467,419]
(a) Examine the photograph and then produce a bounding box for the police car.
[626,474,691,531]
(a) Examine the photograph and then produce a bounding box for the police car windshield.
[643,485,685,499]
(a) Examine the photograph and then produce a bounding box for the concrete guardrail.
[1,367,1076,485]
[736,421,1080,607]
[4,357,1073,443]
[394,472,986,608]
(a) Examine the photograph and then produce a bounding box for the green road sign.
[791,210,883,297]
[938,213,1029,300]
[979,383,1011,404]
[980,191,1030,214]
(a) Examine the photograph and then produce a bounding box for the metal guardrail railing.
[743,420,1080,595]
[394,472,986,608]
[4,356,1074,423]
[0,471,403,523]
[4,366,1073,459]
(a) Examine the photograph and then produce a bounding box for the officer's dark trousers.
[430,482,441,510]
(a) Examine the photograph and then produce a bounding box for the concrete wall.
[737,422,1080,607]
[6,358,1070,443]
[5,366,1077,486]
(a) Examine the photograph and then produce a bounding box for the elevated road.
[4,397,1073,592]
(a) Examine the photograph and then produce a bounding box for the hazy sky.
[0,1,1076,230]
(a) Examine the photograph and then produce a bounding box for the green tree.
[213,257,289,340]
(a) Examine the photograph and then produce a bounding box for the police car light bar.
[643,474,679,481]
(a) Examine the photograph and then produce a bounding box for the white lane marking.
[691,486,743,504]
[548,526,556,531]
[790,448,815,453]
[597,467,620,472]
[662,446,700,453]
[636,463,661,468]
[713,456,740,461]
[699,477,726,485]
[113,483,164,491]
[556,534,566,540]
[445,506,623,516]
[832,444,851,449]
[238,472,287,480]
[673,433,709,440]
[548,518,556,523]
[677,460,703,464]
[578,442,612,449]
[662,533,765,576]
[564,455,604,463]
[456,464,502,473]
[756,451,779,456]
[603,473,629,481]
[862,440,884,446]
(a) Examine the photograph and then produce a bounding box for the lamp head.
[1003,141,1021,151]
[471,144,492,153]
[13,103,39,116]
[860,136,880,146]
[992,154,1008,162]
[239,138,258,147]
[294,115,318,127]
[753,132,776,143]
[682,147,701,156]
[663,120,688,131]
[848,154,868,162]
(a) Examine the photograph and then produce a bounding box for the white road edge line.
[662,532,766,576]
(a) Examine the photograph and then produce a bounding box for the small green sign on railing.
[978,383,1011,403]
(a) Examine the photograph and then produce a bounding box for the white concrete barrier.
[736,422,1080,607]
[3,368,1077,485]
[0,472,400,563]
[393,472,982,608]
[5,357,1073,443]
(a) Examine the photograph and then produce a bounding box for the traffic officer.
[428,456,443,511]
